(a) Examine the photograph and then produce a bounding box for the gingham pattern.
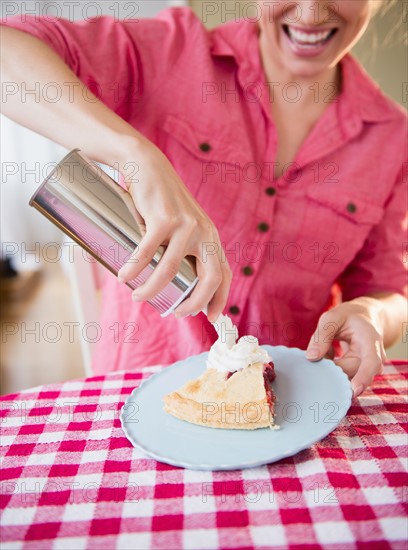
[1,363,407,550]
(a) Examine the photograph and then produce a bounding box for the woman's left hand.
[305,297,387,398]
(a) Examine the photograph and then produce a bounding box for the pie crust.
[163,361,276,430]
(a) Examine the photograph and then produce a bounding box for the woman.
[1,1,406,396]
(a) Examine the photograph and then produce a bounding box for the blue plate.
[120,346,352,470]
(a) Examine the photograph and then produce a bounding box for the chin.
[284,59,336,79]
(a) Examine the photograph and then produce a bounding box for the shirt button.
[242,266,254,276]
[199,142,211,152]
[346,202,357,213]
[229,305,240,315]
[265,187,276,196]
[258,222,269,233]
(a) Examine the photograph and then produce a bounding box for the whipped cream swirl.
[206,314,271,373]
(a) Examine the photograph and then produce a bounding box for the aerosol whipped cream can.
[29,149,198,316]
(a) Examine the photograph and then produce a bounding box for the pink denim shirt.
[3,8,407,373]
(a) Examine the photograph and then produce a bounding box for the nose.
[283,1,337,27]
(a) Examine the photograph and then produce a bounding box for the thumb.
[306,315,340,362]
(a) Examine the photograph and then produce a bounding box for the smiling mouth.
[283,25,338,48]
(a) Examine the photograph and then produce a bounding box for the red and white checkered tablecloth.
[1,362,407,550]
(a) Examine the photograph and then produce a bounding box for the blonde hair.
[362,0,406,53]
[371,0,398,17]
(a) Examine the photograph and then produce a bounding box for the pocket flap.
[306,185,384,225]
[163,113,247,166]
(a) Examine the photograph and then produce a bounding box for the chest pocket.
[162,113,250,230]
[295,184,385,276]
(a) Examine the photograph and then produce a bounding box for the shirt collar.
[209,17,261,84]
[210,18,397,125]
[339,55,397,124]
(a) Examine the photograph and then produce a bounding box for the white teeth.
[287,26,332,45]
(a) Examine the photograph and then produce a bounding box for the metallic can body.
[29,149,198,316]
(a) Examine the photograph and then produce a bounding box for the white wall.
[1,1,186,269]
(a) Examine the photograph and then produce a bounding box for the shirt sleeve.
[0,8,199,119]
[338,162,408,300]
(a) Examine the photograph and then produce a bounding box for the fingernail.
[352,384,364,398]
[132,293,142,302]
[207,312,218,323]
[306,348,320,360]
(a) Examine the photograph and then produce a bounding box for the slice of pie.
[163,360,276,430]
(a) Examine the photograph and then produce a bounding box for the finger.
[174,249,223,317]
[204,237,231,322]
[334,354,361,378]
[130,232,191,302]
[178,237,231,321]
[306,312,342,361]
[120,187,146,231]
[117,231,166,283]
[350,339,384,397]
[206,262,232,322]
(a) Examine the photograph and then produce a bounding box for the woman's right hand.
[116,137,232,322]
[1,27,231,320]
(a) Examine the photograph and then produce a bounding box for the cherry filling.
[225,362,276,412]
[263,361,276,412]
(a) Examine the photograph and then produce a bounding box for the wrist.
[105,129,148,168]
